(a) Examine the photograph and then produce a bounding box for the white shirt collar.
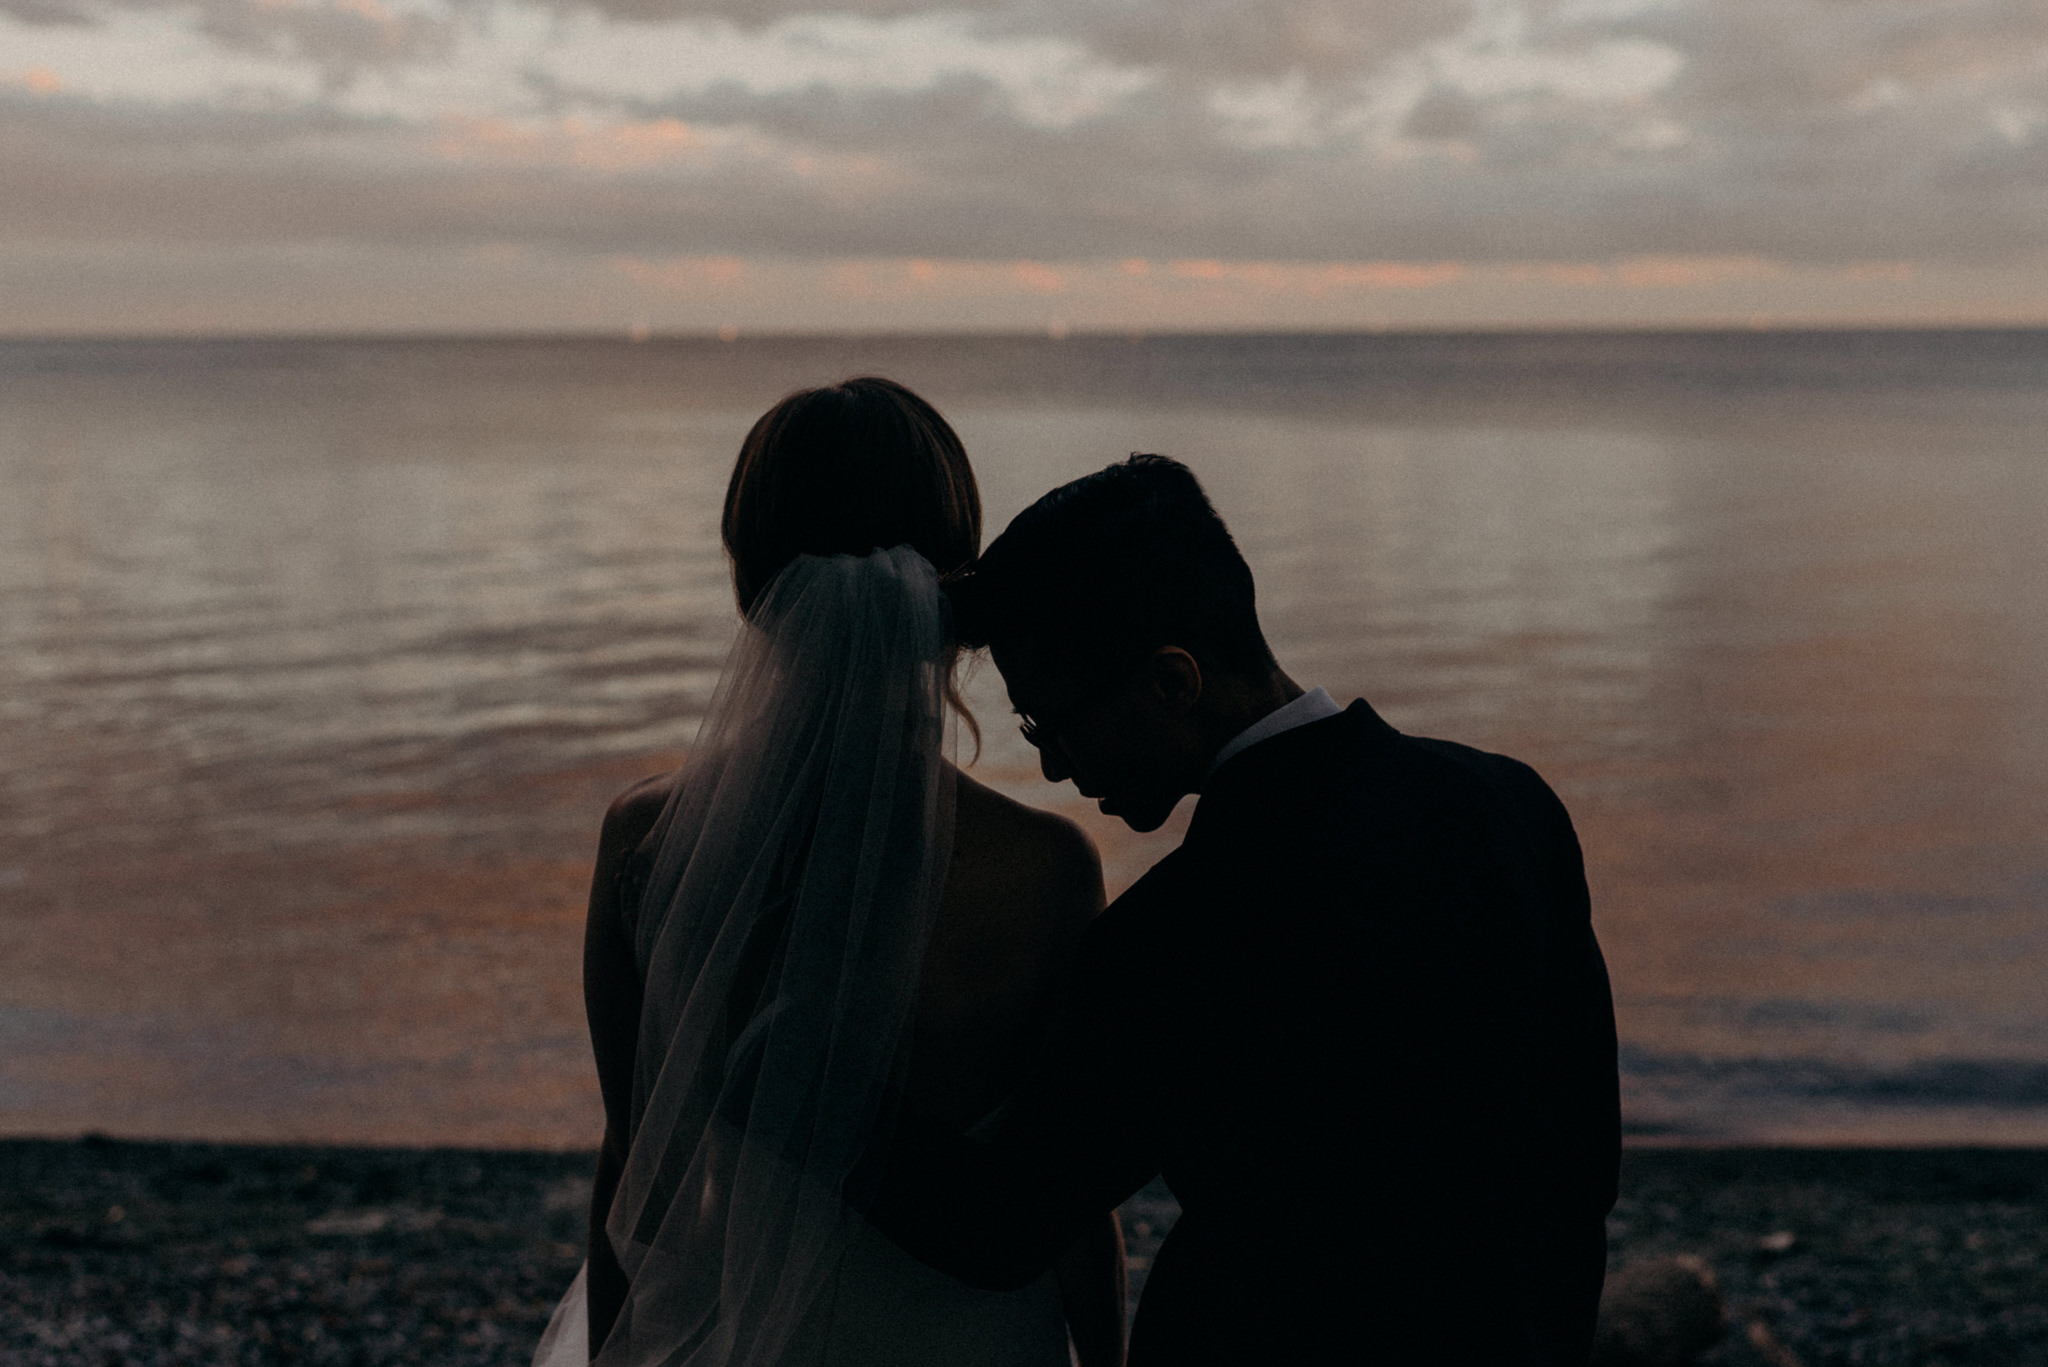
[1204,686,1343,781]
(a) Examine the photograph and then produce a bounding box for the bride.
[533,378,1125,1367]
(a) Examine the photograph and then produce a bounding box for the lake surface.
[2,331,2045,1146]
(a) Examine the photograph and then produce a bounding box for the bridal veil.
[535,544,955,1367]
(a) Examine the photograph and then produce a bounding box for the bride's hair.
[723,376,980,611]
[722,375,983,745]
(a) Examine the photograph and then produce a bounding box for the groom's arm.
[870,912,1164,1289]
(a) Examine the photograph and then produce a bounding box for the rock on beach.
[1593,1254,1724,1367]
[1603,1148,2048,1367]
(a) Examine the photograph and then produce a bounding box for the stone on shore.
[1593,1254,1723,1367]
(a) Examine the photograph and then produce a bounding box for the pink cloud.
[607,254,751,293]
[4,67,63,96]
[1613,256,1780,288]
[1321,262,1466,289]
[1009,261,1066,294]
[431,115,713,173]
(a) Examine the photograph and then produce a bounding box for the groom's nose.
[1036,739,1073,785]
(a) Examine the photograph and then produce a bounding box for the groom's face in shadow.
[994,644,1210,834]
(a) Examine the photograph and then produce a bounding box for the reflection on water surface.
[2,333,2045,1144]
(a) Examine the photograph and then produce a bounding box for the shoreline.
[5,1139,2046,1365]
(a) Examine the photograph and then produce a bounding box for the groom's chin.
[1108,799,1175,834]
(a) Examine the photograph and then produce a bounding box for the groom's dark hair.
[953,454,1276,680]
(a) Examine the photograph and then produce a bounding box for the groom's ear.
[1140,647,1203,715]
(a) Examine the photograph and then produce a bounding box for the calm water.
[2,332,2045,1146]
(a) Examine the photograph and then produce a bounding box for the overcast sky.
[4,0,2047,332]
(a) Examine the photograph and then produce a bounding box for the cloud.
[533,11,1158,129]
[432,112,737,171]
[0,0,94,23]
[2,65,64,93]
[185,0,456,79]
[3,0,2048,329]
[18,241,2030,335]
[18,0,459,88]
[542,0,1470,84]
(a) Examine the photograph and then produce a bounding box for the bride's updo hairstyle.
[722,375,983,747]
[722,376,981,615]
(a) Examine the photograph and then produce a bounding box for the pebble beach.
[4,1138,2047,1366]
[0,1138,587,1367]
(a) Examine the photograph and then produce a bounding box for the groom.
[872,455,1620,1364]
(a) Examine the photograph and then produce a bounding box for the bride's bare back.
[912,768,1104,1125]
[584,763,1102,1129]
[578,761,1122,1365]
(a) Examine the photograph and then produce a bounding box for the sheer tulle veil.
[534,545,956,1367]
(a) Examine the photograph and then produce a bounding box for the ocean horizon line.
[6,321,2048,346]
[12,325,2044,406]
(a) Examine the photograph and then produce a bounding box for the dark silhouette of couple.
[534,377,1619,1367]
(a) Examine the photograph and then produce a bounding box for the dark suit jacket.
[872,700,1620,1365]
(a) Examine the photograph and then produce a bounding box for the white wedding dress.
[543,1223,1065,1367]
[533,547,1069,1367]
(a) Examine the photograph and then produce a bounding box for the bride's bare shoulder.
[951,768,1104,919]
[600,769,678,860]
[953,767,1092,853]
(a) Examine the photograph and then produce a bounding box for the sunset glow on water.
[2,332,2045,1147]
